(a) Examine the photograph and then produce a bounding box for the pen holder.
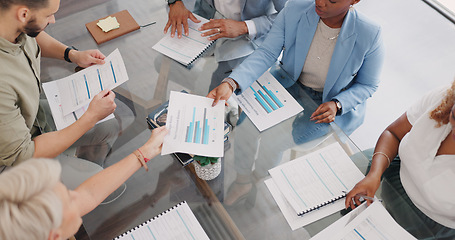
[193,156,221,181]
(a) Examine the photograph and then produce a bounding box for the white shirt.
[399,86,455,228]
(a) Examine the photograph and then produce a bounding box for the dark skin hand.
[310,101,338,123]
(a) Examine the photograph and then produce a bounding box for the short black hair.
[0,0,49,10]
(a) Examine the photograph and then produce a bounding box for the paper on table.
[114,201,210,240]
[265,178,345,230]
[311,202,417,240]
[162,91,225,157]
[42,80,114,130]
[57,48,128,115]
[233,71,303,131]
[269,142,365,216]
[97,16,120,32]
[152,14,214,66]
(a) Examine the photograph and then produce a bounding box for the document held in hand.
[161,91,225,157]
[56,48,129,116]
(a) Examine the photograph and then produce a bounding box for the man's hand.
[200,19,248,41]
[310,101,338,123]
[164,1,201,38]
[70,49,106,68]
[85,90,116,122]
[207,82,234,107]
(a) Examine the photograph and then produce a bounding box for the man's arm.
[32,90,116,159]
[36,32,105,68]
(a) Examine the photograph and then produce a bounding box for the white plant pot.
[194,158,221,181]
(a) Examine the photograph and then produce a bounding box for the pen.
[140,21,157,28]
[342,191,383,202]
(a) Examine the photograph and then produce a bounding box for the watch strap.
[64,46,78,63]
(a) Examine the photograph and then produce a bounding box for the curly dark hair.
[429,80,455,127]
[0,0,48,10]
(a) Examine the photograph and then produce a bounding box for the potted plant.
[193,155,221,180]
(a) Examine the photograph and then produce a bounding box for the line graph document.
[233,71,303,132]
[152,14,214,66]
[311,202,417,240]
[57,48,128,115]
[162,91,225,157]
[42,80,114,130]
[268,142,365,216]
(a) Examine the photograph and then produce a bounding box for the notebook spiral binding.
[113,201,186,239]
[297,193,346,216]
[186,39,217,69]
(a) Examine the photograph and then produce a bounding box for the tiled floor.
[349,0,455,150]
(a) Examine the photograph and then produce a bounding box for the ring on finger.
[217,28,221,33]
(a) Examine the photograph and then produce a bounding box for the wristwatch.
[332,99,342,115]
[167,0,181,5]
[64,46,78,63]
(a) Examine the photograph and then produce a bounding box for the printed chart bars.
[234,71,303,131]
[185,107,212,145]
[162,91,225,157]
[57,48,128,115]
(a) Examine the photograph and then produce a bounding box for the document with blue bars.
[234,71,303,131]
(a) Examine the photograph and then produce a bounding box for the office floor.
[349,0,455,150]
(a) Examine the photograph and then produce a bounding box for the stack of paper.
[265,142,365,230]
[97,16,120,32]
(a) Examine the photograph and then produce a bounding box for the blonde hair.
[430,80,455,127]
[0,158,63,240]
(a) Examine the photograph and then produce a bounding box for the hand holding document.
[43,49,128,130]
[161,91,225,157]
[56,48,128,115]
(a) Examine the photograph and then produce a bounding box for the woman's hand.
[139,126,169,160]
[207,82,234,106]
[199,19,248,41]
[345,174,381,209]
[310,101,337,123]
[70,49,106,68]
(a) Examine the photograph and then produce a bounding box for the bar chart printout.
[162,91,225,157]
[234,71,303,131]
[57,48,129,115]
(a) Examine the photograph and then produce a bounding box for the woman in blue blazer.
[209,0,384,136]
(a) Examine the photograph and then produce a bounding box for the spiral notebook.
[114,201,210,240]
[152,14,215,68]
[268,142,365,216]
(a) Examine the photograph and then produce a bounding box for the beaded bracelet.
[372,152,391,166]
[133,149,149,171]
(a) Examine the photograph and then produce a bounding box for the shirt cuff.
[245,20,257,40]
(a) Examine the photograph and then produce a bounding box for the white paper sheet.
[152,14,214,66]
[42,79,114,130]
[57,48,128,115]
[311,202,417,240]
[233,71,303,132]
[269,142,365,216]
[162,91,225,157]
[115,201,210,240]
[265,178,346,231]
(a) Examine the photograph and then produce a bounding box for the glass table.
[40,0,433,239]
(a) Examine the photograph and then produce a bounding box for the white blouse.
[399,86,455,228]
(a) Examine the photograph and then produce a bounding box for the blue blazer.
[229,0,385,135]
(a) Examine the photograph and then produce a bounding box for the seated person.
[0,0,120,168]
[164,0,286,91]
[346,81,455,239]
[208,0,384,206]
[0,127,167,240]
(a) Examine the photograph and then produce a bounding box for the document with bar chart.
[161,91,225,157]
[56,48,129,115]
[234,71,303,131]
